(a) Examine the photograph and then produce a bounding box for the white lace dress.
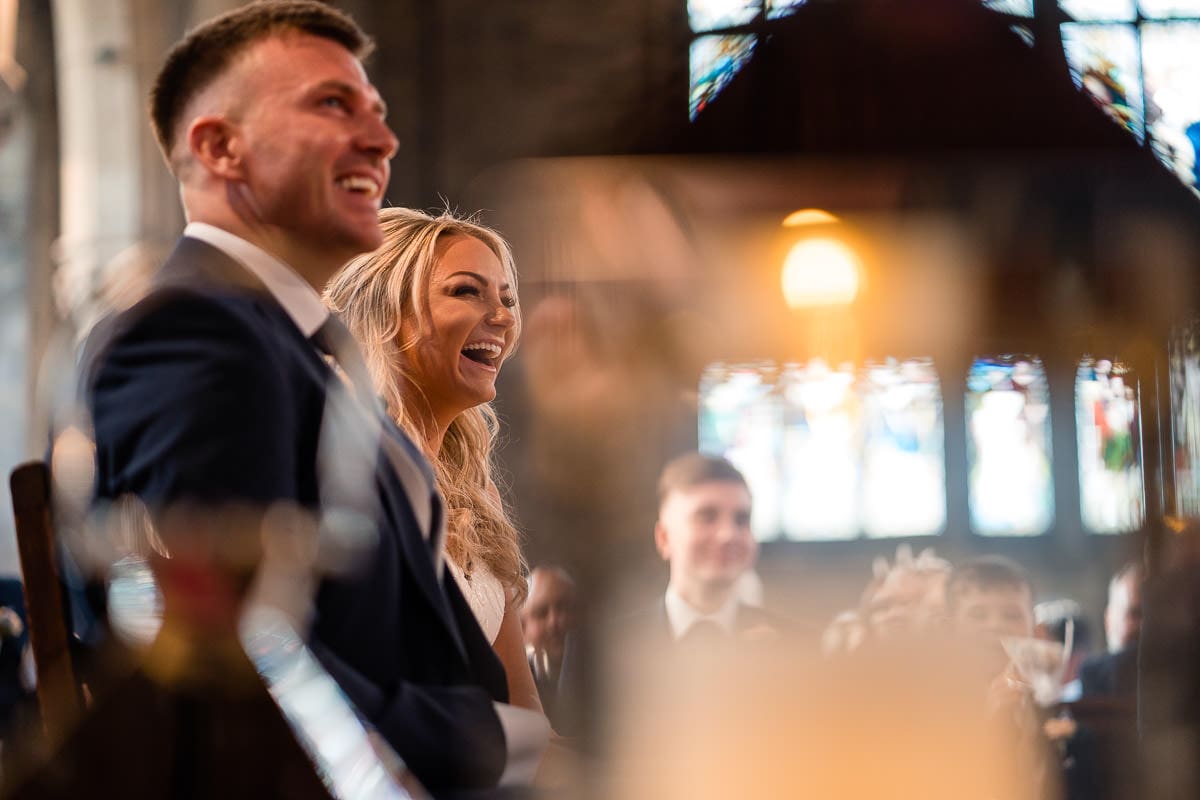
[446,558,506,644]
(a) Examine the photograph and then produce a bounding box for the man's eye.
[320,96,349,111]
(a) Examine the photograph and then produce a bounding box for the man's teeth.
[337,176,379,195]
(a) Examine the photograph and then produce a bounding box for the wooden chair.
[9,460,82,743]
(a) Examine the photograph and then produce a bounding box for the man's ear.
[653,519,671,561]
[187,115,246,180]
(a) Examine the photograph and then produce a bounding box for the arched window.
[1075,357,1144,533]
[686,1,1200,193]
[1170,319,1200,516]
[699,357,945,541]
[966,355,1055,536]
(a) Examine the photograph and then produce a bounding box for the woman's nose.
[491,303,517,328]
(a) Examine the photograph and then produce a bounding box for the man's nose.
[547,608,569,631]
[358,114,399,160]
[714,518,740,542]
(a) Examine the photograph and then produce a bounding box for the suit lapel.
[375,419,467,661]
[160,237,470,661]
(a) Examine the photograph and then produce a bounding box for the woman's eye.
[501,296,517,309]
[452,285,481,297]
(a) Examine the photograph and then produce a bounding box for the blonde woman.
[325,207,541,712]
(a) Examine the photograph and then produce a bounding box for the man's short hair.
[945,555,1034,613]
[657,452,749,509]
[1109,561,1144,595]
[150,0,373,160]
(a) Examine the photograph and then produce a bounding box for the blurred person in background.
[638,453,777,646]
[947,556,1065,800]
[1140,521,1200,800]
[1069,563,1144,800]
[947,555,1036,648]
[823,545,951,656]
[1079,562,1142,700]
[521,565,576,726]
[0,577,30,744]
[325,207,546,715]
[1034,598,1093,702]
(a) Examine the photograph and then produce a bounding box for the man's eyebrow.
[447,271,511,292]
[310,79,388,116]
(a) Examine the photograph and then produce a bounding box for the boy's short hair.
[945,555,1034,613]
[657,453,748,509]
[150,0,373,159]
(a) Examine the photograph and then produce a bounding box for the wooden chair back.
[9,460,81,742]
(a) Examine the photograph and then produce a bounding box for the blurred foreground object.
[606,634,1043,800]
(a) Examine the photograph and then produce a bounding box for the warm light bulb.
[781,237,862,308]
[782,208,840,227]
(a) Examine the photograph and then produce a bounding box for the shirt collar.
[664,585,740,640]
[183,222,329,337]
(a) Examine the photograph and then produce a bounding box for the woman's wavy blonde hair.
[323,207,527,603]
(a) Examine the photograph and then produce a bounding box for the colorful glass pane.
[699,359,945,541]
[699,362,784,540]
[966,356,1055,536]
[1142,23,1200,194]
[779,360,861,540]
[983,0,1035,16]
[688,0,760,32]
[689,33,757,120]
[1059,0,1137,21]
[1060,23,1144,140]
[1011,25,1036,46]
[859,359,946,539]
[766,0,808,20]
[1170,320,1200,516]
[1076,358,1143,533]
[1138,1,1200,17]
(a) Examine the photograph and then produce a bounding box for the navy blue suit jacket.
[88,237,509,792]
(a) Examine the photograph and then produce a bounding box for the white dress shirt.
[183,223,549,783]
[185,222,328,337]
[664,585,741,640]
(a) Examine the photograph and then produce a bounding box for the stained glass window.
[779,360,861,540]
[1076,358,1143,533]
[859,359,947,539]
[1059,0,1136,20]
[699,362,784,540]
[1141,23,1200,190]
[1170,320,1200,517]
[766,0,808,20]
[699,358,945,541]
[1061,23,1144,139]
[1048,1,1200,193]
[682,1,1200,194]
[983,0,1035,16]
[688,0,760,33]
[689,34,757,120]
[966,356,1055,536]
[1139,0,1200,16]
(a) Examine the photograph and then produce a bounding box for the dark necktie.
[310,315,379,413]
[310,315,445,570]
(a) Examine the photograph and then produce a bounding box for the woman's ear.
[187,115,246,180]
